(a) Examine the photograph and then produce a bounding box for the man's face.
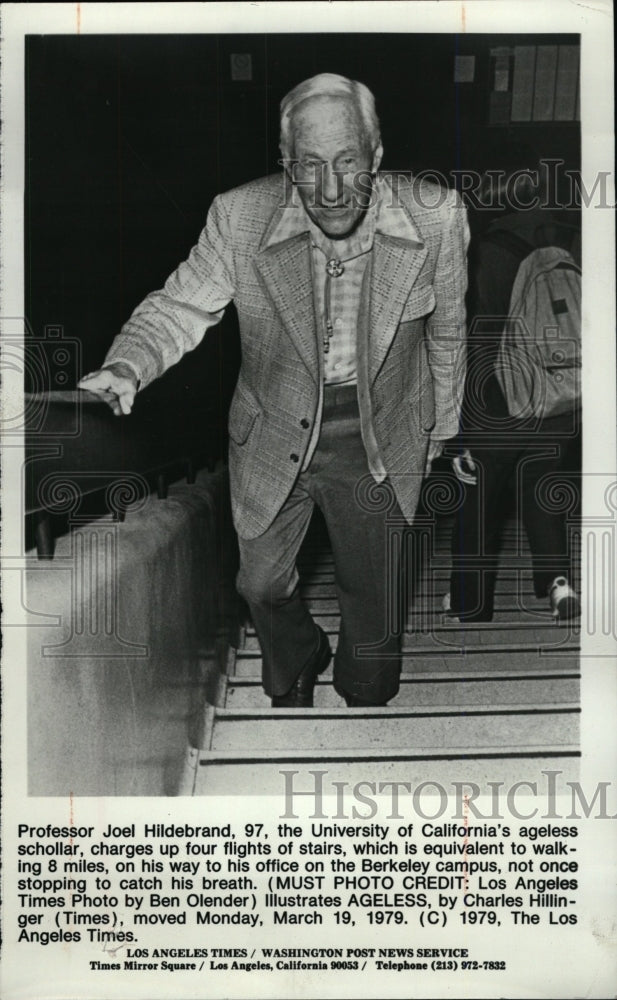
[288,95,382,240]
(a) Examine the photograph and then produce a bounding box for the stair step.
[193,755,580,794]
[300,575,575,593]
[198,744,580,766]
[303,597,557,615]
[243,610,569,635]
[429,560,531,572]
[299,546,555,567]
[300,557,554,576]
[416,605,581,618]
[239,626,580,653]
[207,706,579,753]
[403,627,580,651]
[224,674,579,709]
[231,649,580,677]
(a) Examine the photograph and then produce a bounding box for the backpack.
[490,228,581,421]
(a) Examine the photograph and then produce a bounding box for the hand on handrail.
[78,363,139,416]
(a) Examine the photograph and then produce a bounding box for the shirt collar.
[264,173,425,253]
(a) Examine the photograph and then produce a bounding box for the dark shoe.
[342,691,389,708]
[271,628,332,708]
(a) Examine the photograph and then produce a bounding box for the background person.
[446,148,581,623]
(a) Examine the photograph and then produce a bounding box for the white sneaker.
[549,577,581,621]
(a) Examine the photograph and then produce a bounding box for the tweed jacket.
[105,172,469,539]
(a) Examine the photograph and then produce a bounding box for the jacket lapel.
[368,232,428,383]
[254,233,319,383]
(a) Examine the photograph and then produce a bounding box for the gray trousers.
[236,383,403,703]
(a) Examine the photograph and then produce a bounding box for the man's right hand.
[77,363,139,416]
[452,448,477,485]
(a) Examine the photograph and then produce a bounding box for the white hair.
[279,73,381,158]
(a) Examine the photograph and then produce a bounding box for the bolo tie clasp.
[325,258,345,278]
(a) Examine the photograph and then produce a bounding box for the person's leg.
[517,432,576,600]
[305,385,402,705]
[236,483,325,699]
[450,447,515,621]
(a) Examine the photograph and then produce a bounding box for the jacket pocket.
[419,381,436,432]
[228,384,261,444]
[401,284,436,321]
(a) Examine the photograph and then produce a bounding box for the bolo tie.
[312,243,371,354]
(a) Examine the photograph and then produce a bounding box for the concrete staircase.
[184,515,581,795]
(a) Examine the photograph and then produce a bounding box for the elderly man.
[79,73,469,708]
